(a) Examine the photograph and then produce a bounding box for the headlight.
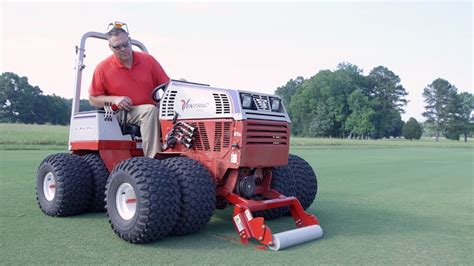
[241,93,253,109]
[270,97,280,111]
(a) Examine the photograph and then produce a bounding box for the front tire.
[288,154,318,210]
[83,153,109,212]
[105,157,180,243]
[36,153,92,217]
[162,157,216,236]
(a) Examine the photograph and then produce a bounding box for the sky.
[1,1,472,121]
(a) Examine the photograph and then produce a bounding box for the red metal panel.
[71,140,135,172]
[100,149,132,172]
[240,120,290,167]
[240,145,289,167]
[70,140,136,150]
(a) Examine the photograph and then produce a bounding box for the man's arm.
[150,55,170,86]
[89,95,132,111]
[88,64,133,110]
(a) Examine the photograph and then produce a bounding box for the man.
[89,27,170,158]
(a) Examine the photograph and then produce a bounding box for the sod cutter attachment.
[228,194,323,250]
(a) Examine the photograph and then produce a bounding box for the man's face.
[108,33,132,62]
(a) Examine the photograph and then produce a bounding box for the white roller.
[269,225,323,251]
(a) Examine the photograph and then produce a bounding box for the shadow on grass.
[62,208,244,250]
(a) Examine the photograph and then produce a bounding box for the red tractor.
[36,23,323,250]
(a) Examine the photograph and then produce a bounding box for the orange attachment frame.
[227,193,320,248]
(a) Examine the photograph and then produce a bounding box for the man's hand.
[88,95,133,110]
[113,96,133,111]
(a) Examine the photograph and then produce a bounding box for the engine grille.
[213,121,232,151]
[191,121,232,152]
[213,93,231,114]
[252,95,270,111]
[245,121,288,145]
[161,90,177,117]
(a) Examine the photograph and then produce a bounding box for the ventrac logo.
[181,99,210,111]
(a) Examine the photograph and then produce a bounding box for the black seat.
[122,124,141,138]
[118,110,141,138]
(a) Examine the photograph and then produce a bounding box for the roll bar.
[70,31,148,121]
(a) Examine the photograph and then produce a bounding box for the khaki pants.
[119,104,161,158]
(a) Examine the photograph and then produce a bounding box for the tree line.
[1,69,472,141]
[0,72,93,125]
[276,63,473,141]
[422,79,473,142]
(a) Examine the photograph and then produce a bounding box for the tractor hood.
[159,80,291,123]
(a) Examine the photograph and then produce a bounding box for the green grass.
[291,136,474,149]
[0,123,68,150]
[1,146,472,264]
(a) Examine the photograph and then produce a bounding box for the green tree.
[392,118,405,138]
[367,66,408,139]
[308,104,333,137]
[459,92,474,142]
[345,89,375,138]
[0,72,43,123]
[402,117,423,140]
[290,63,367,138]
[289,70,329,136]
[0,72,87,125]
[45,94,70,125]
[443,91,463,141]
[328,63,367,138]
[275,76,304,109]
[367,67,408,109]
[444,123,461,140]
[443,92,474,141]
[422,78,457,141]
[386,110,404,138]
[282,64,407,139]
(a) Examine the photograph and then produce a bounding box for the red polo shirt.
[89,51,170,105]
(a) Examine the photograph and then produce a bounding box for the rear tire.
[36,153,92,217]
[162,157,216,236]
[288,154,318,210]
[83,153,109,212]
[253,165,296,220]
[105,157,180,243]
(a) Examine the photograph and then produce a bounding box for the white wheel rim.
[43,172,56,201]
[116,183,137,220]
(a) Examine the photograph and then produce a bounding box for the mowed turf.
[0,146,472,264]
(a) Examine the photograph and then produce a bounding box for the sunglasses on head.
[110,41,130,50]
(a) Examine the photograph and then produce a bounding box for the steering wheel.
[151,82,169,102]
